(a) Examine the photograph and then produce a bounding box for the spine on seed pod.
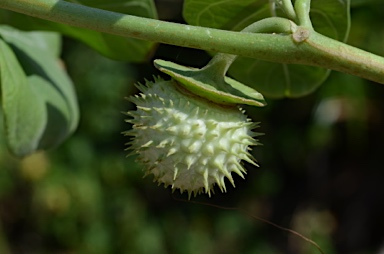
[124,58,266,198]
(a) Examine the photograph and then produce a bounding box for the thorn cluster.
[124,78,261,198]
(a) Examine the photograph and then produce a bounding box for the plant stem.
[294,0,313,28]
[281,0,298,22]
[304,31,384,84]
[242,17,294,34]
[206,17,295,76]
[1,0,384,84]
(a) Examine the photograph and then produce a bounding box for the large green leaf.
[0,26,79,156]
[0,39,46,156]
[350,0,382,7]
[183,0,351,98]
[25,31,62,58]
[183,0,266,30]
[0,0,158,62]
[311,0,350,42]
[71,0,157,17]
[228,58,330,98]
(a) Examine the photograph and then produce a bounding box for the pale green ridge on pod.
[124,77,262,198]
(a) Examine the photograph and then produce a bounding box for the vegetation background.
[0,0,384,253]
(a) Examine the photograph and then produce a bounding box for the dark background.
[0,1,384,253]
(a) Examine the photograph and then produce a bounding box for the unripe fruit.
[125,77,261,197]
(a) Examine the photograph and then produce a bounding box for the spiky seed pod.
[125,77,261,197]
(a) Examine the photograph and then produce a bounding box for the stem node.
[292,26,311,43]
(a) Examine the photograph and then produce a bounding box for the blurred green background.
[1,1,384,254]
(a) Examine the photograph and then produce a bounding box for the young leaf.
[183,0,351,98]
[0,0,158,62]
[0,26,79,156]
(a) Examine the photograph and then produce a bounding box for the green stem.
[0,0,295,59]
[304,32,384,83]
[206,17,295,76]
[281,0,298,21]
[294,0,313,28]
[269,0,277,17]
[242,16,294,34]
[1,0,384,84]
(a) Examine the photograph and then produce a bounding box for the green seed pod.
[125,77,261,197]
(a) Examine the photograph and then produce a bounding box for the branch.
[1,0,384,84]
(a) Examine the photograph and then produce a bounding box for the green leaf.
[311,0,350,42]
[183,0,266,30]
[183,0,351,98]
[228,58,330,98]
[74,0,157,17]
[0,39,47,156]
[0,0,158,62]
[31,31,62,58]
[0,26,79,156]
[350,0,382,7]
[154,59,266,107]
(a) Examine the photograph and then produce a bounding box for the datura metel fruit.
[125,77,261,197]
